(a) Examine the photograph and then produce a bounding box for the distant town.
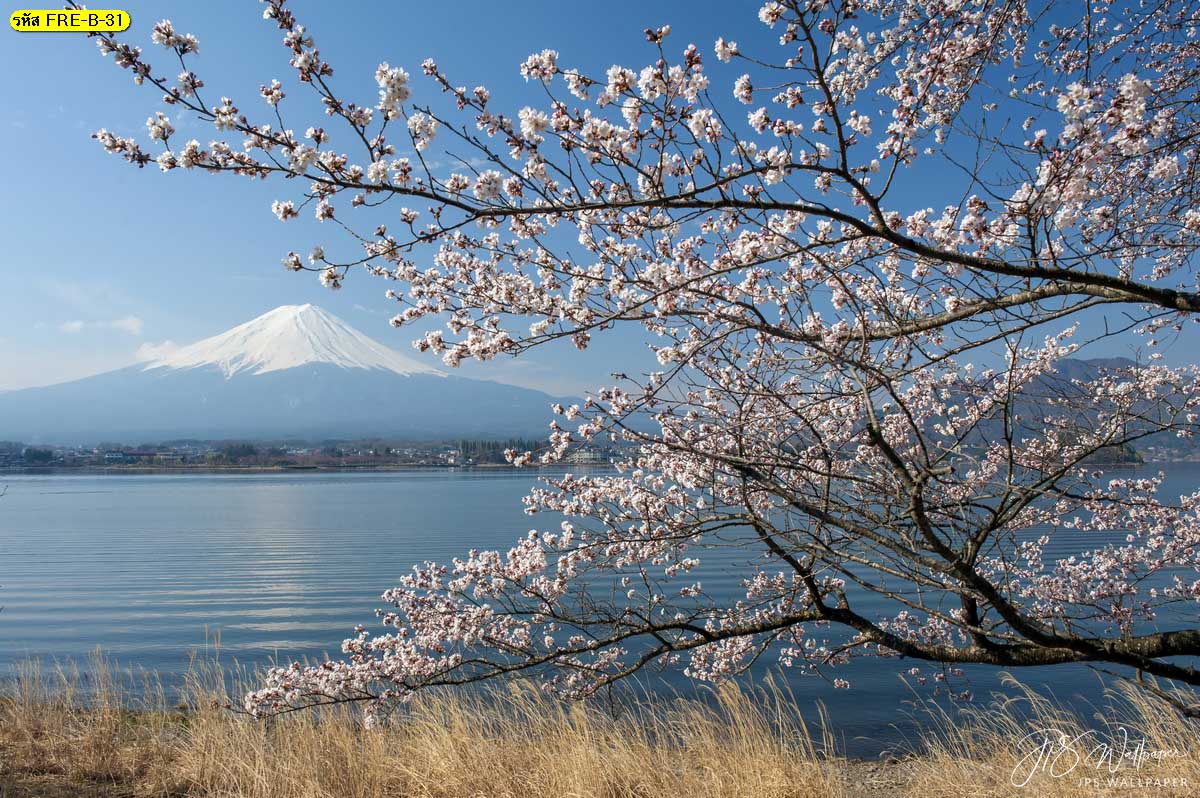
[2,436,1197,472]
[0,438,622,470]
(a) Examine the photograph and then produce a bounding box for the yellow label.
[10,9,130,32]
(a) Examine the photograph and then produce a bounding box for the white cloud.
[110,315,144,335]
[57,316,145,336]
[134,340,180,362]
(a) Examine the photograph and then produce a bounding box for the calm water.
[2,466,1197,755]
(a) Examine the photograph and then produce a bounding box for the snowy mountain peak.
[142,304,445,378]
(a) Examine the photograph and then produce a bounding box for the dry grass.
[1,658,1198,798]
[0,657,845,798]
[904,674,1200,797]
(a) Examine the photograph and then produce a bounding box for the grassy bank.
[1,660,1197,798]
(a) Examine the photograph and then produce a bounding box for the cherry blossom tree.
[78,0,1200,718]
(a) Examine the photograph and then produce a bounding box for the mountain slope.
[0,306,564,444]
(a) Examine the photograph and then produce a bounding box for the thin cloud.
[39,277,132,314]
[110,316,144,335]
[58,316,145,336]
[134,340,180,362]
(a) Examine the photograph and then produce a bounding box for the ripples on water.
[1,465,1196,754]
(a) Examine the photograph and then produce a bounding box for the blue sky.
[0,0,777,395]
[1,2,1193,395]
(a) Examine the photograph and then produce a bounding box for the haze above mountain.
[0,305,566,445]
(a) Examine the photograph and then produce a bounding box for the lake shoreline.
[7,460,1185,477]
[2,661,1196,798]
[0,462,586,475]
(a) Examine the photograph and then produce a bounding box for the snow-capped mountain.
[0,305,567,444]
[143,304,444,378]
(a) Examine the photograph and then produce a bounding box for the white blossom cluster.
[374,62,411,119]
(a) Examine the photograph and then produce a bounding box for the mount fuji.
[0,305,569,444]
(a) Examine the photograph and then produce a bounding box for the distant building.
[565,447,610,465]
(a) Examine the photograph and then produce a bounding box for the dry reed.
[0,656,844,798]
[2,657,1198,798]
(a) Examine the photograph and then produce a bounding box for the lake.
[2,465,1197,755]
